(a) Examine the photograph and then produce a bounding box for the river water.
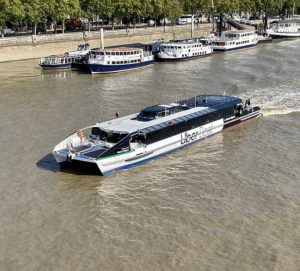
[0,40,299,271]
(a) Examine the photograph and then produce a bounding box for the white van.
[176,15,198,25]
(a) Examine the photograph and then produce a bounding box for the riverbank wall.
[0,24,212,62]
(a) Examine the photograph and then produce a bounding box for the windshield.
[91,127,128,143]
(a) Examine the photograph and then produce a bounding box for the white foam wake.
[239,82,300,117]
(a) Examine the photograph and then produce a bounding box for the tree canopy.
[1,0,300,35]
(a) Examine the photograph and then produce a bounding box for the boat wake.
[240,82,300,117]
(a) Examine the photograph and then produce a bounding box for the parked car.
[65,19,82,31]
[37,23,46,34]
[4,26,14,35]
[148,20,155,26]
[176,15,199,25]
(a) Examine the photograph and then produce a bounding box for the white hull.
[157,47,212,60]
[210,30,258,52]
[266,30,300,38]
[54,119,224,175]
[267,20,300,39]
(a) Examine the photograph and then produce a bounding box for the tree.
[47,0,81,33]
[0,0,23,38]
[22,0,48,35]
[116,0,143,28]
[253,0,284,30]
[96,0,118,30]
[213,0,240,13]
[80,0,105,31]
[282,0,300,17]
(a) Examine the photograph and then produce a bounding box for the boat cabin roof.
[91,47,142,53]
[270,19,300,24]
[222,30,255,35]
[160,39,204,47]
[96,95,241,135]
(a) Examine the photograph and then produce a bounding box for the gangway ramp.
[226,18,247,30]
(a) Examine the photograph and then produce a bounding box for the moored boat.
[39,43,91,70]
[266,19,300,39]
[53,95,261,175]
[257,35,273,43]
[85,47,154,74]
[210,30,258,52]
[156,38,213,61]
[39,55,76,69]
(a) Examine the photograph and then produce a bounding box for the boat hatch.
[136,105,190,121]
[91,127,128,143]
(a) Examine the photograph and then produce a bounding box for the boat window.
[159,123,168,128]
[97,129,128,143]
[130,133,146,144]
[137,111,157,120]
[153,124,162,130]
[91,127,101,136]
[156,112,165,118]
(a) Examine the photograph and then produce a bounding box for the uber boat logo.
[180,125,214,144]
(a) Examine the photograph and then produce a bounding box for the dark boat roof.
[141,104,188,113]
[138,95,242,134]
[182,94,241,108]
[99,95,243,134]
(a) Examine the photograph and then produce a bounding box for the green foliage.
[22,0,47,23]
[0,0,23,23]
[1,0,300,33]
[48,0,81,21]
[182,0,210,14]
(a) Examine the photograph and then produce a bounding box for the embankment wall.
[0,24,212,62]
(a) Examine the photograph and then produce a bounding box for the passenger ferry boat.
[85,47,154,74]
[53,95,261,175]
[156,38,213,61]
[39,43,90,69]
[39,55,77,69]
[267,19,300,39]
[210,30,258,52]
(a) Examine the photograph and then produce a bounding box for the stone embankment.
[0,24,212,62]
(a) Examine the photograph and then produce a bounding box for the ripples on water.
[0,40,299,271]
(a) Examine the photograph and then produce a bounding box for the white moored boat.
[53,95,261,175]
[85,47,154,74]
[267,19,300,39]
[210,30,258,52]
[39,43,90,69]
[156,38,213,61]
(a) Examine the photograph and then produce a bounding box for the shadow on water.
[36,153,60,173]
[36,153,102,176]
